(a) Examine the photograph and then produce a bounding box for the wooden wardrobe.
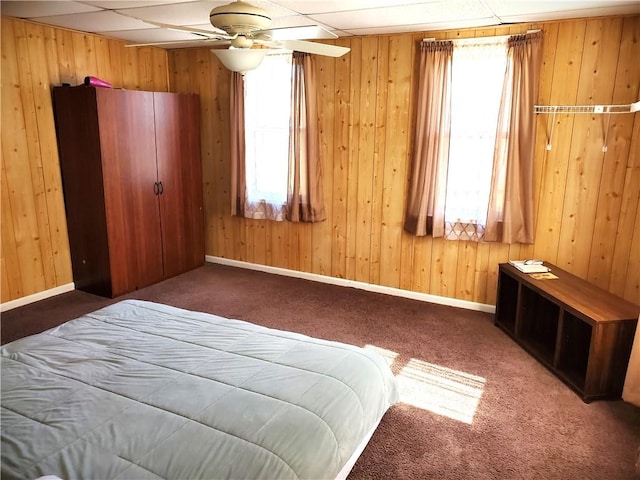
[53,86,204,298]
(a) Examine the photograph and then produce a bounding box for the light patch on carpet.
[396,358,485,424]
[364,344,399,367]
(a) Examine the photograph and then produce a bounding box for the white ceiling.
[2,0,640,48]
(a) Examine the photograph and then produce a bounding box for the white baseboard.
[206,256,496,314]
[1,283,76,313]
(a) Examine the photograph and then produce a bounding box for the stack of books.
[508,260,551,274]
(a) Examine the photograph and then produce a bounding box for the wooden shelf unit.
[494,263,639,402]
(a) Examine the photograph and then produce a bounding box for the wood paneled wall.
[169,15,640,306]
[2,15,639,308]
[1,17,169,302]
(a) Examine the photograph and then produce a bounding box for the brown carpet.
[2,263,639,479]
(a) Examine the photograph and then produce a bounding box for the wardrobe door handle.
[158,181,164,195]
[153,182,159,195]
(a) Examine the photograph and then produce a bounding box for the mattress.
[1,300,398,479]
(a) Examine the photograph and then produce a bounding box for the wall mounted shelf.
[534,100,639,114]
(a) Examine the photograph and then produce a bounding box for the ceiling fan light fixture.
[211,48,267,74]
[210,1,272,34]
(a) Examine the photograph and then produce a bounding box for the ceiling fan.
[125,0,350,73]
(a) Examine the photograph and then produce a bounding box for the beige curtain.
[230,71,246,216]
[404,41,453,236]
[485,32,543,243]
[286,52,326,223]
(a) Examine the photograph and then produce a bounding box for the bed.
[1,299,398,479]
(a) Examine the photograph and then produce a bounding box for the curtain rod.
[421,29,540,43]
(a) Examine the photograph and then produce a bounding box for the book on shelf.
[508,260,551,274]
[529,272,558,280]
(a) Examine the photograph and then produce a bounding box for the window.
[404,32,541,244]
[444,38,507,240]
[243,53,292,220]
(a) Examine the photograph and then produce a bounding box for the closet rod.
[534,100,640,114]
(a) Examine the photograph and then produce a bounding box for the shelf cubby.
[494,271,519,334]
[557,312,592,391]
[518,286,560,366]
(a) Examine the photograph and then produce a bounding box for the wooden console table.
[494,262,639,402]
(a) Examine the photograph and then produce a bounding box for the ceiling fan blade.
[256,25,337,41]
[114,11,231,38]
[144,21,231,39]
[278,40,350,58]
[125,38,227,48]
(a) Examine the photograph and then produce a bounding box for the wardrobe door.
[53,87,111,296]
[96,89,164,295]
[154,92,204,278]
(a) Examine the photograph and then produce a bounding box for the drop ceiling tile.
[271,0,438,15]
[114,1,219,26]
[500,6,640,23]
[343,17,500,36]
[224,0,298,18]
[117,0,296,27]
[5,0,639,49]
[483,0,640,16]
[308,0,495,31]
[498,4,640,22]
[82,1,194,8]
[100,27,206,43]
[0,0,101,18]
[31,10,152,32]
[269,14,332,30]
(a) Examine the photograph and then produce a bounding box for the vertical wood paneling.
[94,36,113,84]
[399,35,423,294]
[525,22,557,263]
[611,97,640,301]
[42,26,62,85]
[428,238,446,296]
[23,22,72,287]
[588,15,640,289]
[313,51,336,276]
[380,35,414,290]
[106,39,125,88]
[71,33,99,83]
[194,48,218,262]
[1,160,21,301]
[55,29,77,85]
[557,18,623,277]
[485,244,510,305]
[624,190,640,301]
[2,19,48,298]
[331,38,352,279]
[370,36,389,285]
[4,15,640,307]
[166,16,639,306]
[1,17,169,302]
[473,243,491,303]
[345,38,362,281]
[456,242,477,301]
[13,21,58,290]
[354,37,378,283]
[533,20,587,263]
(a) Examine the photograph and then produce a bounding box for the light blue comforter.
[1,300,398,479]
